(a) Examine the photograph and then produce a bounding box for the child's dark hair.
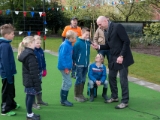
[0,24,15,36]
[81,27,90,33]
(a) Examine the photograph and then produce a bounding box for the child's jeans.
[88,80,108,88]
[26,94,35,114]
[60,70,72,91]
[75,66,88,85]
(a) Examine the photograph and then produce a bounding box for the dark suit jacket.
[100,22,134,70]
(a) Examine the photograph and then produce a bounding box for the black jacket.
[18,47,41,92]
[100,22,134,70]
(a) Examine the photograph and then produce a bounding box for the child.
[72,27,91,102]
[18,36,41,120]
[88,54,108,102]
[33,35,48,109]
[58,30,76,107]
[0,24,20,116]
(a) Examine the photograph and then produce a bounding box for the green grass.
[0,52,160,120]
[11,36,160,85]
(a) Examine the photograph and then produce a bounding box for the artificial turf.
[0,52,160,120]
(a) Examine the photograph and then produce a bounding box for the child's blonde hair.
[17,36,35,58]
[34,35,41,41]
[66,30,77,39]
[98,53,104,63]
[0,24,15,36]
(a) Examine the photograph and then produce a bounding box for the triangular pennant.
[52,8,54,10]
[45,28,48,31]
[0,10,2,15]
[48,7,51,10]
[27,31,31,36]
[6,9,10,15]
[65,7,68,10]
[41,12,46,17]
[15,11,19,15]
[19,31,23,35]
[37,31,41,35]
[44,21,47,25]
[112,1,114,5]
[43,35,46,40]
[23,11,27,17]
[45,31,47,35]
[32,7,34,10]
[39,12,42,17]
[30,11,35,17]
[57,8,59,11]
[82,6,86,8]
[70,7,72,10]
[62,7,64,11]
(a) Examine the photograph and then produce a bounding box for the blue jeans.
[98,50,110,63]
[60,70,72,91]
[75,67,88,85]
[71,64,76,76]
[88,80,108,88]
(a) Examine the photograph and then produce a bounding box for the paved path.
[14,48,160,92]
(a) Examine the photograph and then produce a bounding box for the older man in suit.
[92,16,134,109]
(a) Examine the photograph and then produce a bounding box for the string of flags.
[18,29,48,40]
[19,28,48,35]
[0,0,146,15]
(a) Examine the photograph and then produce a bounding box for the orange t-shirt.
[62,25,82,46]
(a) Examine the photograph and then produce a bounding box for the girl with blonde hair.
[18,36,41,120]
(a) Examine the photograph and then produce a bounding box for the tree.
[45,1,66,34]
[114,0,152,22]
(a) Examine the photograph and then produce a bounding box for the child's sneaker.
[15,104,20,110]
[32,103,40,109]
[1,111,16,116]
[26,113,40,120]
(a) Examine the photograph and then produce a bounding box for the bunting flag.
[41,12,46,17]
[57,8,59,11]
[30,11,34,17]
[6,9,10,15]
[39,12,42,17]
[45,28,48,31]
[23,11,27,17]
[27,31,31,36]
[37,31,41,35]
[44,21,47,25]
[19,31,23,35]
[15,11,19,15]
[70,7,72,11]
[0,10,2,15]
[65,7,68,10]
[48,7,51,10]
[43,35,46,40]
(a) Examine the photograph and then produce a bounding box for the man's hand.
[91,42,99,50]
[116,56,123,64]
